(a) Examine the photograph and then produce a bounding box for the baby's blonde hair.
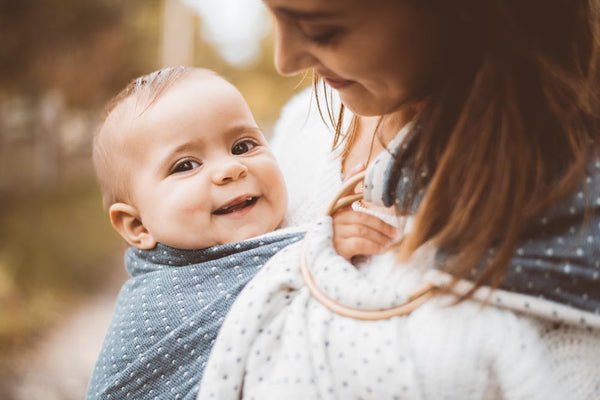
[93,66,207,209]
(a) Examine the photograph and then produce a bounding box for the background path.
[9,293,118,400]
[2,258,126,400]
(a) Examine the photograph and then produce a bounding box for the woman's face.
[263,0,446,116]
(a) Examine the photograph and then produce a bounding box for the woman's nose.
[274,20,317,76]
[211,161,248,185]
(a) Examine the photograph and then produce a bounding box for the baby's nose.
[212,161,248,184]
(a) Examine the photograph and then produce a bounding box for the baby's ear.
[109,203,157,250]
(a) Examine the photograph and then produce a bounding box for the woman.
[199,0,600,398]
[270,0,600,280]
[269,0,446,258]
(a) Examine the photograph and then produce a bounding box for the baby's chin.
[158,219,284,250]
[222,222,280,245]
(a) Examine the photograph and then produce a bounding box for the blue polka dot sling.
[302,135,600,327]
[86,228,303,400]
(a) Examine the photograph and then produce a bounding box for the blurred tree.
[0,0,164,356]
[0,0,160,108]
[0,0,310,375]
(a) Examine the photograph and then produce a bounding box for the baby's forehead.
[128,70,231,115]
[101,69,240,144]
[101,99,138,144]
[97,100,146,168]
[178,69,229,90]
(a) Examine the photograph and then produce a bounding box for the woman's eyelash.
[309,31,338,44]
[303,27,343,45]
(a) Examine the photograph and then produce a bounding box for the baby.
[86,66,304,399]
[87,66,396,399]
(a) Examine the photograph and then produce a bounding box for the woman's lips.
[322,76,355,89]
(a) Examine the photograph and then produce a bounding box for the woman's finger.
[333,209,398,240]
[333,236,389,261]
[333,222,394,248]
[332,208,399,260]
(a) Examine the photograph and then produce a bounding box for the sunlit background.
[0,0,308,397]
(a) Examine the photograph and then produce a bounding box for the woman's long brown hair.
[396,0,600,289]
[324,0,600,291]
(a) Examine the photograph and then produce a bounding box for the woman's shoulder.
[270,86,352,151]
[275,86,316,125]
[269,87,347,227]
[271,87,329,149]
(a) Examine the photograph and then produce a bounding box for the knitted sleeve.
[269,88,345,227]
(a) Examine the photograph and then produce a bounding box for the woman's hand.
[332,206,397,262]
[333,162,397,262]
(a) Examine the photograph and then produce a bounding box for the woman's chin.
[340,90,418,119]
[338,90,388,117]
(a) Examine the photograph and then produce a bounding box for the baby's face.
[122,73,287,249]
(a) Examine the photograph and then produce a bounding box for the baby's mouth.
[213,196,258,215]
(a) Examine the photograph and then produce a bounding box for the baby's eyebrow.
[169,142,197,156]
[225,125,263,138]
[155,141,200,175]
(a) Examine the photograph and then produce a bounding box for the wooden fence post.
[160,0,196,67]
[33,91,63,190]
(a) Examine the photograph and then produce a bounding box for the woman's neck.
[342,106,418,175]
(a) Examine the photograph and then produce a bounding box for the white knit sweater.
[270,87,406,228]
[198,89,600,400]
[269,87,347,227]
[198,217,600,400]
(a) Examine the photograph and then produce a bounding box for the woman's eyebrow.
[273,7,340,21]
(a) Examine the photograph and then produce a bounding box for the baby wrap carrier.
[198,140,600,399]
[86,228,303,400]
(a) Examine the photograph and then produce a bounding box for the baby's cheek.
[175,198,209,215]
[180,206,201,215]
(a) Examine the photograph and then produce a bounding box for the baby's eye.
[170,159,201,174]
[232,139,258,155]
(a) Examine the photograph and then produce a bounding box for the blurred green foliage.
[0,180,123,353]
[0,0,159,108]
[0,0,147,357]
[0,0,307,363]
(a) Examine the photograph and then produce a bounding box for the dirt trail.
[3,256,127,400]
[10,294,117,399]
[6,292,118,400]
